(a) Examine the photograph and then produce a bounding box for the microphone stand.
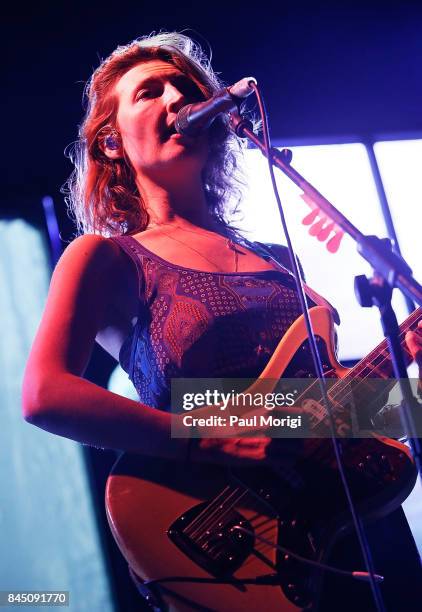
[230,113,422,482]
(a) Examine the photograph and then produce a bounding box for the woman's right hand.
[176,399,304,467]
[198,436,273,464]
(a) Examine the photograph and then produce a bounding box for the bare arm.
[22,234,186,460]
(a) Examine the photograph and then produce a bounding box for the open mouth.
[163,122,193,142]
[165,123,177,138]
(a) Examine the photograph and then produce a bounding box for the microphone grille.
[175,105,192,135]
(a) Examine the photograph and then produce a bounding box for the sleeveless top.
[110,236,317,410]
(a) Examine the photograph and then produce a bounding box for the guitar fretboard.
[310,307,421,432]
[350,307,420,379]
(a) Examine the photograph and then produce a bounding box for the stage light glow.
[374,139,422,280]
[0,219,113,610]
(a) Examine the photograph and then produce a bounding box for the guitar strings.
[189,486,276,556]
[182,478,274,549]
[194,490,250,548]
[186,486,247,541]
[182,485,240,537]
[324,309,418,395]
[313,316,418,434]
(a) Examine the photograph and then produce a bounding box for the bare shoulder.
[57,233,138,320]
[45,234,128,332]
[58,234,123,273]
[55,234,137,296]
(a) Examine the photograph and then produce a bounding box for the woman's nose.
[163,83,186,113]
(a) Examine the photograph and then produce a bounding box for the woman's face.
[113,59,210,185]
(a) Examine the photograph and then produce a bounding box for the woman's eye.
[135,89,152,101]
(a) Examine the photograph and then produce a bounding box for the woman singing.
[22,32,422,611]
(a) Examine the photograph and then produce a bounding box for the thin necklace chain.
[147,223,240,272]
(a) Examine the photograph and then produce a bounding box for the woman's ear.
[99,129,123,160]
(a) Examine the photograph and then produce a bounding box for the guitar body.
[106,306,419,611]
[107,457,297,611]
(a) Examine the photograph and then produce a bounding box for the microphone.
[175,77,257,137]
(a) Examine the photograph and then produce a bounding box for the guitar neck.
[310,307,421,432]
[350,306,421,379]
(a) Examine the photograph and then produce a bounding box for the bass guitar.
[106,305,420,611]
